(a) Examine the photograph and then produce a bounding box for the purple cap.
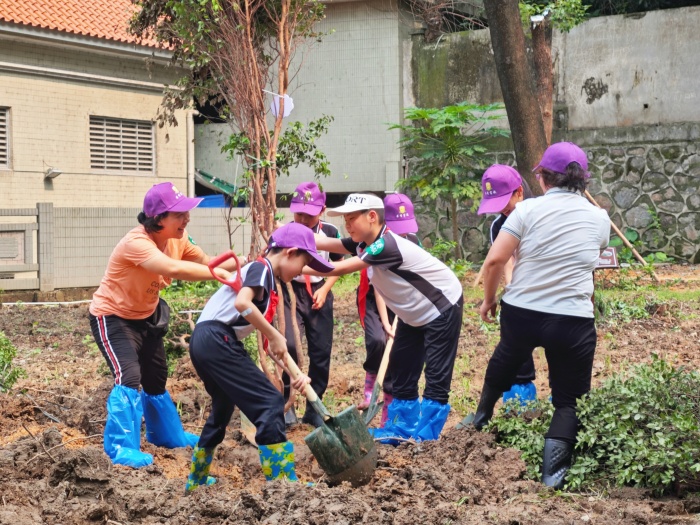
[143,182,203,217]
[477,165,522,215]
[290,182,325,216]
[384,193,418,235]
[534,142,590,177]
[269,223,334,273]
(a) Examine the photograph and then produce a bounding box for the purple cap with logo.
[269,222,334,273]
[384,193,419,235]
[143,182,203,217]
[477,165,522,215]
[534,142,590,177]
[290,181,325,216]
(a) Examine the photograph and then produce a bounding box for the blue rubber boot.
[142,390,199,449]
[502,382,537,408]
[370,398,421,445]
[185,445,217,493]
[413,399,451,442]
[104,385,153,468]
[258,441,299,482]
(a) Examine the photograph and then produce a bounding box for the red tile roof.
[0,0,161,48]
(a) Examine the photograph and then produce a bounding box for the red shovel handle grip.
[207,251,243,292]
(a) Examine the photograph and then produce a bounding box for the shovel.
[208,252,377,487]
[363,317,399,426]
[284,353,377,487]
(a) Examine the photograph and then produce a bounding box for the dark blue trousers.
[189,321,286,447]
[281,280,334,401]
[390,297,464,404]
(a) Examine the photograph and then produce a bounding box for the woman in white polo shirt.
[465,142,610,489]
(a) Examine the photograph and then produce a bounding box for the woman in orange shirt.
[89,182,234,468]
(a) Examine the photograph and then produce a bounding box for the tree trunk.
[531,19,554,145]
[483,0,547,195]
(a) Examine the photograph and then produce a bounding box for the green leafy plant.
[489,357,700,493]
[390,102,509,259]
[519,0,589,32]
[425,238,473,279]
[488,400,555,480]
[0,330,27,392]
[570,357,700,493]
[608,228,639,264]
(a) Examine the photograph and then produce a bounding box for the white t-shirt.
[500,189,610,318]
[342,231,463,327]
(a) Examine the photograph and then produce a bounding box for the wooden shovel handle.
[375,317,399,387]
[282,348,331,418]
[584,190,660,282]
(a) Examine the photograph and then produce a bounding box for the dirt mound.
[0,425,693,525]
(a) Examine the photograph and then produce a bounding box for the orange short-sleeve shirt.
[90,225,205,319]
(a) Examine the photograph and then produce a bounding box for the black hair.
[540,163,588,193]
[137,211,167,233]
[369,207,385,224]
[521,177,534,199]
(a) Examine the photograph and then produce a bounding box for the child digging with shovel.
[307,194,464,443]
[185,223,334,492]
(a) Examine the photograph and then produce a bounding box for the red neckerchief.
[357,225,389,329]
[256,256,279,350]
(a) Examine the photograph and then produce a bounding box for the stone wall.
[413,139,700,264]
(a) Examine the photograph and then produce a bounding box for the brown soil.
[1,265,699,524]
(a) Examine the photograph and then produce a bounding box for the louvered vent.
[0,108,8,168]
[90,116,154,173]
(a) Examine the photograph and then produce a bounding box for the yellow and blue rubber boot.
[258,441,299,482]
[184,445,217,493]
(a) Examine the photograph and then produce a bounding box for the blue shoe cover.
[142,390,199,448]
[104,385,153,468]
[413,399,450,442]
[502,382,537,407]
[370,398,421,446]
[258,441,299,481]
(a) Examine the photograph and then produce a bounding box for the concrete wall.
[196,0,406,195]
[555,7,700,130]
[0,38,191,209]
[0,204,345,291]
[409,6,700,263]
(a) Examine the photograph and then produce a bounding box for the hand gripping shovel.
[209,253,377,486]
[284,355,377,487]
[363,317,398,426]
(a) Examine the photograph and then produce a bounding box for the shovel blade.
[304,405,377,487]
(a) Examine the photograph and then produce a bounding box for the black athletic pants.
[390,297,464,404]
[281,280,334,401]
[189,321,286,447]
[89,313,168,395]
[356,288,394,394]
[484,300,597,444]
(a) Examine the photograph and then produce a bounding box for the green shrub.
[0,330,27,392]
[489,357,700,493]
[487,399,554,480]
[570,356,700,493]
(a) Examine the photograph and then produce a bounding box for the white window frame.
[0,107,10,170]
[89,116,155,175]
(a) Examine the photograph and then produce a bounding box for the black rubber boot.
[284,407,298,427]
[301,401,324,428]
[471,384,503,430]
[456,384,502,430]
[541,438,574,489]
